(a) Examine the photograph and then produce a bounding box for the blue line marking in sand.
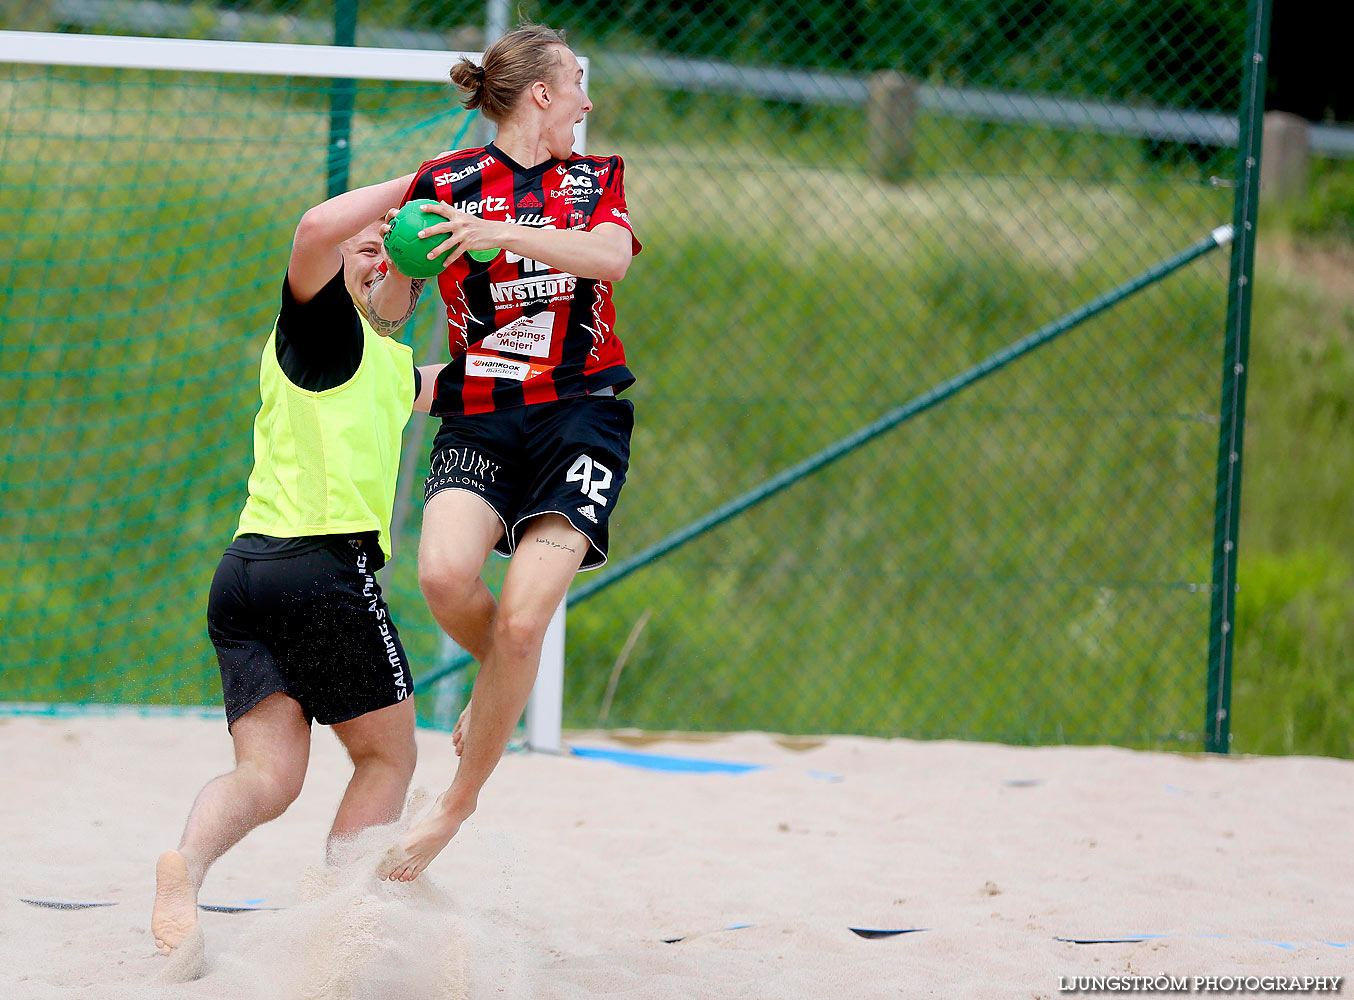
[661,923,756,943]
[570,746,844,781]
[570,746,765,775]
[1058,933,1351,950]
[1256,939,1299,951]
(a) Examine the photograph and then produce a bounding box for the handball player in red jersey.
[378,23,641,882]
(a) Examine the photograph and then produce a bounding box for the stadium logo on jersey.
[434,156,494,185]
[575,161,611,180]
[517,191,543,209]
[452,195,510,216]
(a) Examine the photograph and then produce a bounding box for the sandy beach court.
[1,713,1349,998]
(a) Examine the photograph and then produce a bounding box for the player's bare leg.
[417,489,501,662]
[153,693,310,953]
[381,513,587,881]
[417,489,508,764]
[327,697,417,860]
[451,702,470,756]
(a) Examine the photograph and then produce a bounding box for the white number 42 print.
[566,455,613,505]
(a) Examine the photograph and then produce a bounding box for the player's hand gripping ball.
[384,199,501,278]
[384,199,454,278]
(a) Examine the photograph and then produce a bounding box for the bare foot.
[151,850,199,956]
[378,795,470,882]
[451,703,470,756]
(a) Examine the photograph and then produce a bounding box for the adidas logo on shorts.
[577,504,598,524]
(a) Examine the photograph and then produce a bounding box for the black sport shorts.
[424,395,634,571]
[206,535,413,729]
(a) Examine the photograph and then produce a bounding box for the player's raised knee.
[492,606,552,662]
[417,555,479,609]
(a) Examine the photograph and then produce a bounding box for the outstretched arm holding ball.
[290,172,423,336]
[393,199,632,281]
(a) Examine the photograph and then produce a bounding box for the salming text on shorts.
[206,535,413,728]
[424,394,633,570]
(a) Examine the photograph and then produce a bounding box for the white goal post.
[0,29,578,752]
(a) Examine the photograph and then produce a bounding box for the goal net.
[0,31,487,715]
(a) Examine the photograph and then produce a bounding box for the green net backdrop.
[0,0,1277,749]
[0,60,470,708]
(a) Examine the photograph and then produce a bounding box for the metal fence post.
[326,0,358,198]
[1206,0,1273,754]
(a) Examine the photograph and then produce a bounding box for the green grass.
[1,63,1349,757]
[1229,225,1354,757]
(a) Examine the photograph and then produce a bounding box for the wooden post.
[867,71,919,184]
[1260,111,1309,201]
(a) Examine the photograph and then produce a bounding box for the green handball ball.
[384,199,453,278]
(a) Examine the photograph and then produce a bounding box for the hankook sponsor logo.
[466,354,531,380]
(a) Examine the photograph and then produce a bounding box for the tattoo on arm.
[366,276,426,335]
[533,537,577,553]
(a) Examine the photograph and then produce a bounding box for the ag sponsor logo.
[433,156,494,185]
[548,173,597,204]
[478,311,554,358]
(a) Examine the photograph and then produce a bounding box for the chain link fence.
[1,0,1264,748]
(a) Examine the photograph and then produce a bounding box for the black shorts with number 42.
[424,394,633,571]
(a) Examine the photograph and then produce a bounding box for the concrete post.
[1260,111,1309,201]
[867,71,919,184]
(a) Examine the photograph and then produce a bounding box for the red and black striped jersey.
[402,143,641,417]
